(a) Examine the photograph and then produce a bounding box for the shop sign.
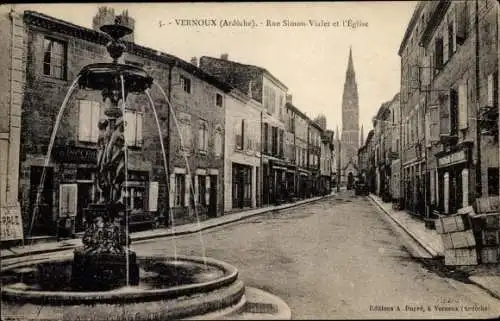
[53,147,97,164]
[1,206,23,241]
[438,150,467,168]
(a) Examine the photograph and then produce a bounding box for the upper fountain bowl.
[78,63,153,94]
[101,23,133,41]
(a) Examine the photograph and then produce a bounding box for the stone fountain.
[1,15,290,321]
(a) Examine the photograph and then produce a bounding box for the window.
[214,127,223,157]
[179,120,192,151]
[263,123,269,153]
[180,75,191,93]
[272,126,278,156]
[43,37,66,80]
[434,36,444,72]
[449,88,459,135]
[174,174,185,207]
[122,185,146,210]
[279,129,284,157]
[488,168,499,196]
[235,119,244,150]
[78,100,100,143]
[198,120,208,152]
[448,14,456,59]
[456,1,469,44]
[124,110,143,147]
[215,93,223,107]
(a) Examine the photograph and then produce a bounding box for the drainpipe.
[260,110,263,207]
[165,62,172,225]
[474,0,482,200]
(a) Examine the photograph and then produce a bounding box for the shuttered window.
[59,184,77,217]
[149,182,159,211]
[124,111,143,147]
[458,82,468,130]
[439,93,451,136]
[429,105,440,143]
[78,100,100,143]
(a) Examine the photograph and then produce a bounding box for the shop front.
[436,145,472,215]
[232,163,252,209]
[269,159,294,204]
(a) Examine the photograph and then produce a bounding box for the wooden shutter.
[184,174,190,207]
[439,94,451,136]
[78,100,92,141]
[235,120,242,150]
[59,184,77,217]
[91,101,100,142]
[458,82,468,130]
[169,174,175,208]
[429,105,440,143]
[425,111,431,147]
[205,176,210,206]
[194,175,199,205]
[125,111,136,146]
[136,113,143,147]
[450,88,458,135]
[443,27,449,64]
[241,119,245,150]
[488,74,494,107]
[149,181,159,211]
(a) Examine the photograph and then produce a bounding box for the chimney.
[190,57,198,66]
[92,6,115,31]
[286,94,293,104]
[220,53,229,60]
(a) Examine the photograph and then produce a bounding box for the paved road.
[132,190,500,319]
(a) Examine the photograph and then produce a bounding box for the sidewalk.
[369,193,500,301]
[1,192,335,261]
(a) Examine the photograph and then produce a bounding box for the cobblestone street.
[125,191,500,319]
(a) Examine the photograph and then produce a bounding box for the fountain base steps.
[1,254,291,320]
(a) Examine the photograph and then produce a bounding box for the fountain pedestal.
[71,204,139,291]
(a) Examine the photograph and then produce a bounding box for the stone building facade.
[8,9,230,239]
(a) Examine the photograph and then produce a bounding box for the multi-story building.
[320,130,334,195]
[5,8,231,240]
[389,93,402,205]
[400,0,499,218]
[199,55,292,205]
[223,86,262,211]
[286,100,310,198]
[308,120,322,196]
[373,99,394,201]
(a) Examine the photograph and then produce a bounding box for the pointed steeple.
[346,46,355,81]
[341,46,360,168]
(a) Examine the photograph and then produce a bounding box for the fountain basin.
[1,254,245,320]
[78,63,153,94]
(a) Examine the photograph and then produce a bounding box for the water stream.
[28,76,81,239]
[152,81,208,265]
[120,74,130,287]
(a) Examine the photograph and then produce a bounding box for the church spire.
[347,46,355,81]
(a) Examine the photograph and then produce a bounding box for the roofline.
[398,2,426,56]
[200,55,288,90]
[285,102,308,120]
[23,10,233,92]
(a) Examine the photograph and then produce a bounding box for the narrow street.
[128,191,500,319]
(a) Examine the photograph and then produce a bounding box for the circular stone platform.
[1,253,291,320]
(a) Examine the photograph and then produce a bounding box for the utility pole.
[337,140,341,193]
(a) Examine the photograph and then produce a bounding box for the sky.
[12,1,417,140]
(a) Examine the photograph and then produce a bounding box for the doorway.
[208,175,217,217]
[347,172,354,190]
[29,166,54,236]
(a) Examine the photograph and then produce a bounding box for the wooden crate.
[457,206,475,216]
[475,196,500,214]
[480,247,500,264]
[435,214,470,234]
[481,230,500,246]
[441,230,476,250]
[444,248,478,266]
[483,213,500,229]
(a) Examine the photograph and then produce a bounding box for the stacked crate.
[472,196,500,264]
[435,209,478,266]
